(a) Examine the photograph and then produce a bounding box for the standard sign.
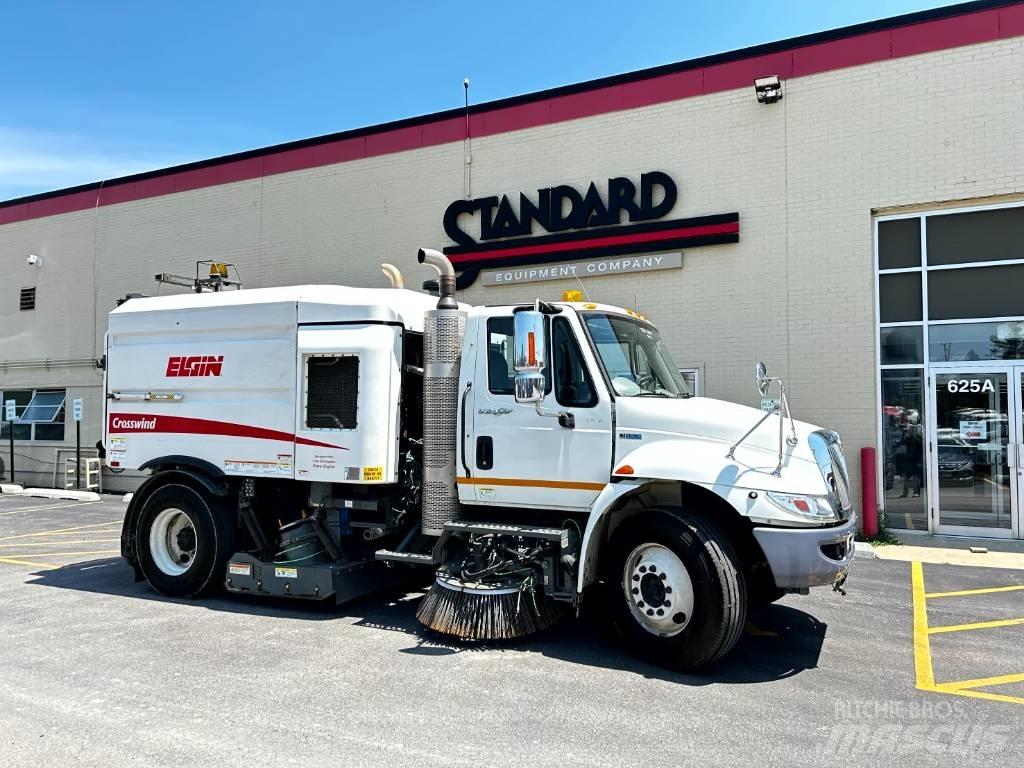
[482,252,682,286]
[4,400,14,421]
[72,398,83,422]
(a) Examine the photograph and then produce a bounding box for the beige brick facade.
[1,30,1022,499]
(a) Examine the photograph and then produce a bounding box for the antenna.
[573,276,591,301]
[463,77,472,198]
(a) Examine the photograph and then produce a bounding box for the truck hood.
[614,396,830,489]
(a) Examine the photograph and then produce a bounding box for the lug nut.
[656,609,664,616]
[646,609,654,616]
[637,601,645,608]
[633,574,640,582]
[663,601,670,608]
[659,572,666,580]
[632,588,639,595]
[639,566,647,573]
[665,587,672,594]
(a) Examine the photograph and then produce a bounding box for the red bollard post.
[860,446,878,538]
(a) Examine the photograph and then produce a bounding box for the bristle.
[416,578,563,641]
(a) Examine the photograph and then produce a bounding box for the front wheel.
[136,483,235,598]
[606,507,747,670]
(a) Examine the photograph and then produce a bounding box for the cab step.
[444,520,568,544]
[374,550,437,565]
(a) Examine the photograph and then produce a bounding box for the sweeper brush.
[416,573,564,641]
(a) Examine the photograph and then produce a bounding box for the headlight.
[766,492,837,521]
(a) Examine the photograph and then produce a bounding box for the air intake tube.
[417,248,457,310]
[381,263,404,289]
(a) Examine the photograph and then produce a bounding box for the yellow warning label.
[362,466,384,481]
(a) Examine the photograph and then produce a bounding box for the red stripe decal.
[447,221,739,265]
[107,413,347,450]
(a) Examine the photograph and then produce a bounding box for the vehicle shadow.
[30,558,825,684]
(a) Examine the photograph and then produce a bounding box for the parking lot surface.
[2,493,1023,767]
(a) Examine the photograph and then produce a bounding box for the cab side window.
[552,317,597,407]
[487,316,551,396]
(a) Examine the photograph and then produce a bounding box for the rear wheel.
[606,507,746,669]
[136,483,235,598]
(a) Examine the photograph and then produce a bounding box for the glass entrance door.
[929,369,1020,537]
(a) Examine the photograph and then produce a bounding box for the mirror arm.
[727,405,778,460]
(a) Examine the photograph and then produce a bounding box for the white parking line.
[0,500,103,516]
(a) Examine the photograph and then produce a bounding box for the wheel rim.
[149,507,197,577]
[623,542,695,637]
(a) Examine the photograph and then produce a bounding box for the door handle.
[476,436,493,470]
[460,383,472,476]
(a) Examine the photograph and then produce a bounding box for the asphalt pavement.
[1,492,1023,767]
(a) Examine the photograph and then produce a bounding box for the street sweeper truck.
[106,249,855,669]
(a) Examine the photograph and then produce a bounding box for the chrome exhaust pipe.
[381,263,404,289]
[417,248,457,310]
[362,527,385,542]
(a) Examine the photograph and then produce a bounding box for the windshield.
[582,313,690,398]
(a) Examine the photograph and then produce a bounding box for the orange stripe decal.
[456,477,606,491]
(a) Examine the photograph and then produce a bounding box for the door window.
[551,317,596,408]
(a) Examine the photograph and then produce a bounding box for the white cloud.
[0,127,198,201]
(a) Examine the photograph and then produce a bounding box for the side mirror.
[755,361,770,397]
[513,310,546,404]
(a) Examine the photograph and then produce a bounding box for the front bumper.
[752,513,857,589]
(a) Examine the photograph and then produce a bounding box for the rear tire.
[136,483,235,598]
[606,507,747,670]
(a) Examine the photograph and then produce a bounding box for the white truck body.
[107,257,855,669]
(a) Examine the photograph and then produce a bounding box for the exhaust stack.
[417,248,466,536]
[380,263,404,289]
[418,248,457,310]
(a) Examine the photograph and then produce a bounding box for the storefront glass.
[876,203,1024,536]
[880,370,928,530]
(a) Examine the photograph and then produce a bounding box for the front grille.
[809,430,853,519]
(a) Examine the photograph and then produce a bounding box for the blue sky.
[2,0,956,201]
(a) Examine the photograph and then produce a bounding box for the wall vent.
[19,287,36,311]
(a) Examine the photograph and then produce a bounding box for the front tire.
[606,507,747,670]
[136,483,235,598]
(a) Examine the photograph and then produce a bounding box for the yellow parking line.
[929,617,1024,634]
[911,561,935,690]
[0,550,119,559]
[943,688,1024,706]
[926,585,1024,599]
[0,555,61,568]
[0,520,122,542]
[0,539,120,548]
[936,672,1024,691]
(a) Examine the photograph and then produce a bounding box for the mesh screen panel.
[306,356,358,429]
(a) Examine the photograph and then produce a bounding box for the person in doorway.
[898,429,923,498]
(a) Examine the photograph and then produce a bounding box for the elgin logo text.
[166,355,224,377]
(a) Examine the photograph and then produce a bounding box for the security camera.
[26,253,41,266]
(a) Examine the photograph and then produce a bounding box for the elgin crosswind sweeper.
[105,249,855,669]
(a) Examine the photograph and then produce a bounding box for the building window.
[0,389,66,441]
[19,287,36,311]
[678,368,700,397]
